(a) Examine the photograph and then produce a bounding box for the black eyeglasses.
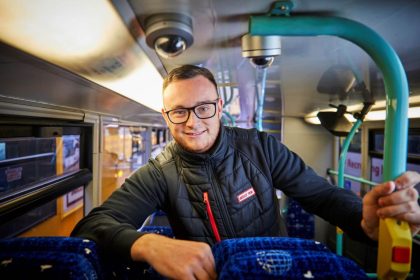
[164,99,219,124]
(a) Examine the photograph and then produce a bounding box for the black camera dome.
[154,35,187,58]
[145,13,193,59]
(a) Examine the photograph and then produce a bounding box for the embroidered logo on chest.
[237,187,256,203]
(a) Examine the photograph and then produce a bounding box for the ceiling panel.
[123,0,420,118]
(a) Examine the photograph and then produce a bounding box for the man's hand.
[131,234,217,280]
[361,171,420,240]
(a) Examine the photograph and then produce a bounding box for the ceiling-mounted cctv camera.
[145,13,193,59]
[241,34,281,69]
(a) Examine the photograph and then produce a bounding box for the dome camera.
[241,34,281,69]
[145,13,193,59]
[249,56,275,69]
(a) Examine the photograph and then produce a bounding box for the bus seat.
[138,210,174,238]
[0,236,368,279]
[212,237,368,279]
[0,237,101,279]
[139,225,174,238]
[286,199,315,239]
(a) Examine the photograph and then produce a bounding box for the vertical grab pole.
[337,119,363,255]
[256,68,268,131]
[249,13,410,279]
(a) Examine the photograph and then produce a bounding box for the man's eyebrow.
[169,104,187,110]
[196,99,218,105]
[167,99,218,110]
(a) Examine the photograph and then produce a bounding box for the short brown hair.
[162,65,218,93]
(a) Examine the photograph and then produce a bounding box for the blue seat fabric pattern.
[212,237,368,280]
[0,235,368,279]
[286,199,315,239]
[138,226,174,237]
[0,237,100,280]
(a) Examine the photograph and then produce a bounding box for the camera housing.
[145,13,193,59]
[241,34,281,69]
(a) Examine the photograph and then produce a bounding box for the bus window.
[0,123,91,238]
[101,125,169,202]
[342,132,362,196]
[369,128,420,183]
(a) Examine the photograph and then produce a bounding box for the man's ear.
[217,98,224,119]
[161,108,170,126]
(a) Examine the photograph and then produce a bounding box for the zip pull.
[203,192,221,242]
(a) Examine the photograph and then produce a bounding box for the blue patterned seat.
[0,235,367,279]
[212,237,368,279]
[286,199,315,239]
[138,226,174,237]
[0,237,101,279]
[0,251,97,279]
[136,214,367,279]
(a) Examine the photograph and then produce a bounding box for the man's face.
[162,75,223,153]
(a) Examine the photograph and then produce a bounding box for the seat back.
[212,237,368,279]
[286,199,315,239]
[0,237,101,279]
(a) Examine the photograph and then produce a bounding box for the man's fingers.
[193,264,215,280]
[378,201,420,218]
[395,212,420,225]
[365,181,395,204]
[202,252,217,280]
[378,187,419,207]
[133,235,217,280]
[195,244,217,280]
[184,243,216,280]
[395,171,420,190]
[396,212,420,236]
[362,171,420,241]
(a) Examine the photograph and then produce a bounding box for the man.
[72,65,420,280]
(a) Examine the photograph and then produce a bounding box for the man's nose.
[185,109,200,126]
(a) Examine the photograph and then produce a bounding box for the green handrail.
[336,119,362,256]
[249,9,409,278]
[249,16,408,175]
[327,169,376,186]
[338,120,363,189]
[222,111,236,126]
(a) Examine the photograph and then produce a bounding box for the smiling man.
[72,65,420,280]
[161,70,223,154]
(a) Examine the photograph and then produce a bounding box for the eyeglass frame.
[164,98,220,124]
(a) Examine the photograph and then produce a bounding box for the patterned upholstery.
[132,213,367,280]
[0,234,367,279]
[0,237,100,279]
[213,237,330,264]
[286,199,315,239]
[212,237,368,279]
[0,251,97,279]
[138,226,174,238]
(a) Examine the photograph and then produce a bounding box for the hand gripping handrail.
[249,9,410,280]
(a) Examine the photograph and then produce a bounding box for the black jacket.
[72,126,369,261]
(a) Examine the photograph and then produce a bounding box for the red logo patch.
[237,187,255,203]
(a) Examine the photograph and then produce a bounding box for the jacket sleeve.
[261,133,373,243]
[71,159,167,262]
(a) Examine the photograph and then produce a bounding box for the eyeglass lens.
[168,103,216,124]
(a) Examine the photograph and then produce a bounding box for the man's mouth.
[185,130,206,136]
